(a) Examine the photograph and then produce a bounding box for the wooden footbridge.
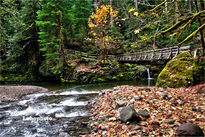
[115,46,191,63]
[65,46,193,64]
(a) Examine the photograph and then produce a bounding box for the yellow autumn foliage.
[134,12,139,16]
[128,8,135,13]
[88,5,118,29]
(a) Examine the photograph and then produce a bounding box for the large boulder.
[177,123,204,136]
[120,105,141,123]
[156,52,201,88]
[0,86,48,102]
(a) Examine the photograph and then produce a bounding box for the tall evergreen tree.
[36,0,65,76]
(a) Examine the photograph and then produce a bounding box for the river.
[0,80,155,137]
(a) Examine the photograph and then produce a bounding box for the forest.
[0,0,204,85]
[0,0,205,136]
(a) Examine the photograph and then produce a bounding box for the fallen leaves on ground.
[87,84,205,136]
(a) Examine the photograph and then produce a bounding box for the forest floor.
[88,84,205,136]
[0,86,48,102]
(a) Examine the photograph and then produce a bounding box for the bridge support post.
[146,65,151,68]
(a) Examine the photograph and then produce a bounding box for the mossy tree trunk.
[58,11,67,67]
[194,0,205,55]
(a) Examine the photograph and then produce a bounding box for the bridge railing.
[116,46,191,62]
[64,46,191,63]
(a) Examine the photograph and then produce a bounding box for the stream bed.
[0,80,155,137]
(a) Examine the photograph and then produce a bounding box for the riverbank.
[88,84,205,136]
[0,86,48,102]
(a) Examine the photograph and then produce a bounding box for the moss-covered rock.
[156,52,202,88]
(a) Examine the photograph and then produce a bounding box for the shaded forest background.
[0,0,204,82]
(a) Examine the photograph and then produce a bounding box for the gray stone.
[165,119,175,124]
[138,109,150,119]
[162,92,168,100]
[134,125,141,130]
[115,112,120,120]
[59,132,69,137]
[177,123,204,136]
[138,88,151,91]
[174,121,181,126]
[135,96,141,101]
[192,107,201,112]
[99,91,106,96]
[119,105,141,123]
[130,99,135,103]
[151,121,160,126]
[116,101,126,109]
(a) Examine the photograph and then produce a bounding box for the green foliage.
[0,0,40,79]
[1,0,204,83]
[36,0,62,76]
[64,0,93,45]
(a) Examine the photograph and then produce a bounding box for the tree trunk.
[134,0,138,10]
[110,0,113,25]
[194,0,205,55]
[165,0,168,11]
[175,0,179,22]
[93,0,98,10]
[200,0,205,10]
[188,0,192,11]
[58,12,67,66]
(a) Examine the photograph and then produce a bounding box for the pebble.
[100,126,106,130]
[134,125,141,130]
[130,99,135,103]
[165,119,175,124]
[116,101,126,109]
[138,88,151,91]
[138,109,150,119]
[162,92,169,100]
[174,121,181,126]
[135,96,141,101]
[115,112,120,120]
[192,107,201,112]
[59,132,69,137]
[108,117,116,121]
[151,121,160,126]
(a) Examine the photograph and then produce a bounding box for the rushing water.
[0,80,155,137]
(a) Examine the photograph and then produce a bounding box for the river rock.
[162,92,168,100]
[115,112,120,120]
[99,91,106,96]
[174,121,181,126]
[119,105,141,123]
[116,101,126,109]
[138,88,151,91]
[135,96,141,101]
[192,107,201,112]
[165,119,175,124]
[59,132,69,137]
[130,99,135,103]
[177,123,204,136]
[151,121,160,126]
[0,86,49,102]
[134,125,141,130]
[138,109,150,119]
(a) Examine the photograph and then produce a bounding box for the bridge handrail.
[65,46,192,62]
